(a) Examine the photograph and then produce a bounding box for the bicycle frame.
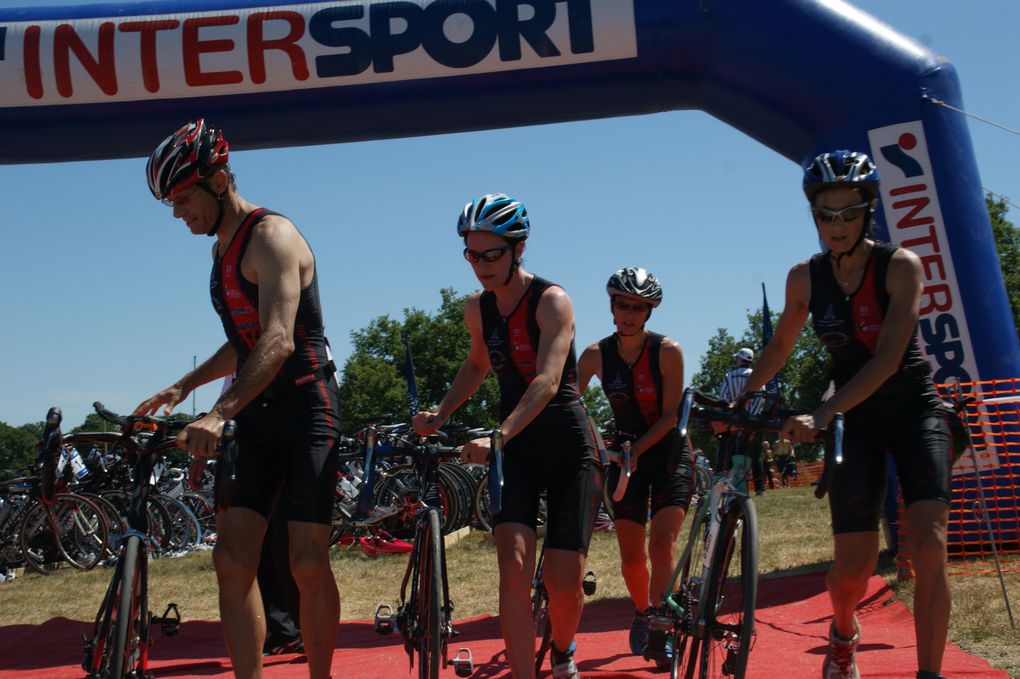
[77,402,234,679]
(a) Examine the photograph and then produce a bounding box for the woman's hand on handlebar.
[177,411,226,459]
[412,410,445,436]
[460,437,490,465]
[783,407,834,443]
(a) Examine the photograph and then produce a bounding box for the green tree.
[339,288,500,434]
[581,387,612,430]
[986,193,1020,338]
[0,422,41,475]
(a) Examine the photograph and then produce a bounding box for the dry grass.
[1,488,1018,677]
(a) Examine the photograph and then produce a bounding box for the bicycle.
[649,388,843,679]
[74,402,237,679]
[0,408,110,576]
[364,424,479,679]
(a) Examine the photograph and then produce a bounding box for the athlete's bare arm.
[575,343,602,395]
[134,342,237,416]
[412,293,491,435]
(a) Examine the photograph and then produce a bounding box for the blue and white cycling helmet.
[802,150,880,202]
[457,193,530,240]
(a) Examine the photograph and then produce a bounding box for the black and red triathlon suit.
[480,276,600,553]
[809,241,950,534]
[599,331,693,524]
[210,208,341,524]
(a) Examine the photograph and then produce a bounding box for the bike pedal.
[451,648,474,677]
[582,570,597,596]
[81,633,94,672]
[374,604,397,635]
[159,603,181,637]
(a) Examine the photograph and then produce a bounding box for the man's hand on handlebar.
[460,437,490,465]
[782,408,834,443]
[177,411,226,459]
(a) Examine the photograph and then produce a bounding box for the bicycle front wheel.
[416,508,443,679]
[112,535,143,679]
[696,496,758,679]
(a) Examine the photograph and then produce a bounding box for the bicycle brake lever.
[831,412,844,464]
[677,389,694,438]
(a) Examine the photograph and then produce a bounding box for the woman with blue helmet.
[413,194,600,679]
[740,151,952,679]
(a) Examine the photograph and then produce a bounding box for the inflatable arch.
[0,0,1017,385]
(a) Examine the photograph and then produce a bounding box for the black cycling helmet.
[803,150,881,264]
[146,119,231,236]
[607,267,663,308]
[802,150,880,202]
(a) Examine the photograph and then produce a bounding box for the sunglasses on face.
[613,298,651,314]
[811,202,870,223]
[463,244,513,263]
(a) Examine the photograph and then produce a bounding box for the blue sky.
[1,0,1018,429]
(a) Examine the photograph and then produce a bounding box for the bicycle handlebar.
[677,388,844,497]
[489,430,504,518]
[354,427,460,517]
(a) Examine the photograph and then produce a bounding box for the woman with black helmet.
[576,267,691,668]
[413,194,600,679]
[740,151,952,679]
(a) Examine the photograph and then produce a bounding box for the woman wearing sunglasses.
[575,267,690,668]
[740,151,952,679]
[413,193,599,679]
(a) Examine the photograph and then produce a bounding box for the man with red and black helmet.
[576,268,691,668]
[135,120,341,679]
[742,150,952,679]
[413,194,600,679]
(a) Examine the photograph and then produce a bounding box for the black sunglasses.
[463,245,513,263]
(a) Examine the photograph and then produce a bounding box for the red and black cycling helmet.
[146,119,229,202]
[802,150,880,203]
[607,267,663,308]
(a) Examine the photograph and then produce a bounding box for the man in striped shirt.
[715,348,768,494]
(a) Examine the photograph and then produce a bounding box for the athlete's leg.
[648,506,686,603]
[615,519,651,611]
[544,547,587,657]
[213,506,269,679]
[494,522,539,679]
[827,531,879,638]
[288,521,338,679]
[905,500,950,674]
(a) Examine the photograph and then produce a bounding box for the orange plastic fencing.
[939,378,1020,560]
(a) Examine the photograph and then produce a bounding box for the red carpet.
[0,572,1006,678]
